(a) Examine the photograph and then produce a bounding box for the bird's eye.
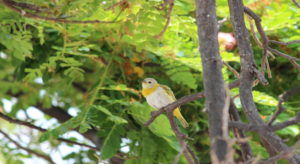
[148,81,152,84]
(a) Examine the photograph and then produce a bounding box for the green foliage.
[162,57,197,89]
[0,0,299,163]
[100,124,124,159]
[129,102,180,150]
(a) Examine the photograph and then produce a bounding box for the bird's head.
[142,78,158,89]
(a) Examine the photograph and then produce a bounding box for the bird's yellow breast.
[142,84,159,97]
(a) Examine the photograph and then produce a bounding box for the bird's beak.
[142,80,147,84]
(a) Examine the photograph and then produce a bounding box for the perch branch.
[144,80,240,126]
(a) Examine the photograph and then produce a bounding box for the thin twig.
[229,114,300,132]
[223,61,240,78]
[2,0,119,24]
[0,112,99,151]
[105,0,127,11]
[173,142,186,164]
[186,147,199,164]
[166,111,196,164]
[270,40,300,45]
[268,86,300,125]
[269,112,300,131]
[154,0,174,39]
[217,17,228,30]
[258,141,300,164]
[267,47,300,61]
[247,16,273,78]
[0,129,55,164]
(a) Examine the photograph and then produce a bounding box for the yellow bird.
[141,78,189,128]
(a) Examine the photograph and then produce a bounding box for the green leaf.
[129,102,180,151]
[162,57,197,89]
[253,91,278,106]
[79,123,92,133]
[93,105,128,124]
[100,125,122,159]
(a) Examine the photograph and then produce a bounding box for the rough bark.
[228,0,300,163]
[195,0,230,162]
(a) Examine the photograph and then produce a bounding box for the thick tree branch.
[2,0,119,24]
[268,86,300,125]
[0,112,99,151]
[228,0,300,163]
[0,129,55,164]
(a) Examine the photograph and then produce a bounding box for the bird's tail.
[173,108,189,128]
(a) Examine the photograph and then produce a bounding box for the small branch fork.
[0,129,55,164]
[0,112,99,151]
[1,0,123,24]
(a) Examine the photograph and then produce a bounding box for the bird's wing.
[160,85,176,101]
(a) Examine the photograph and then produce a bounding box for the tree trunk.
[195,0,231,162]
